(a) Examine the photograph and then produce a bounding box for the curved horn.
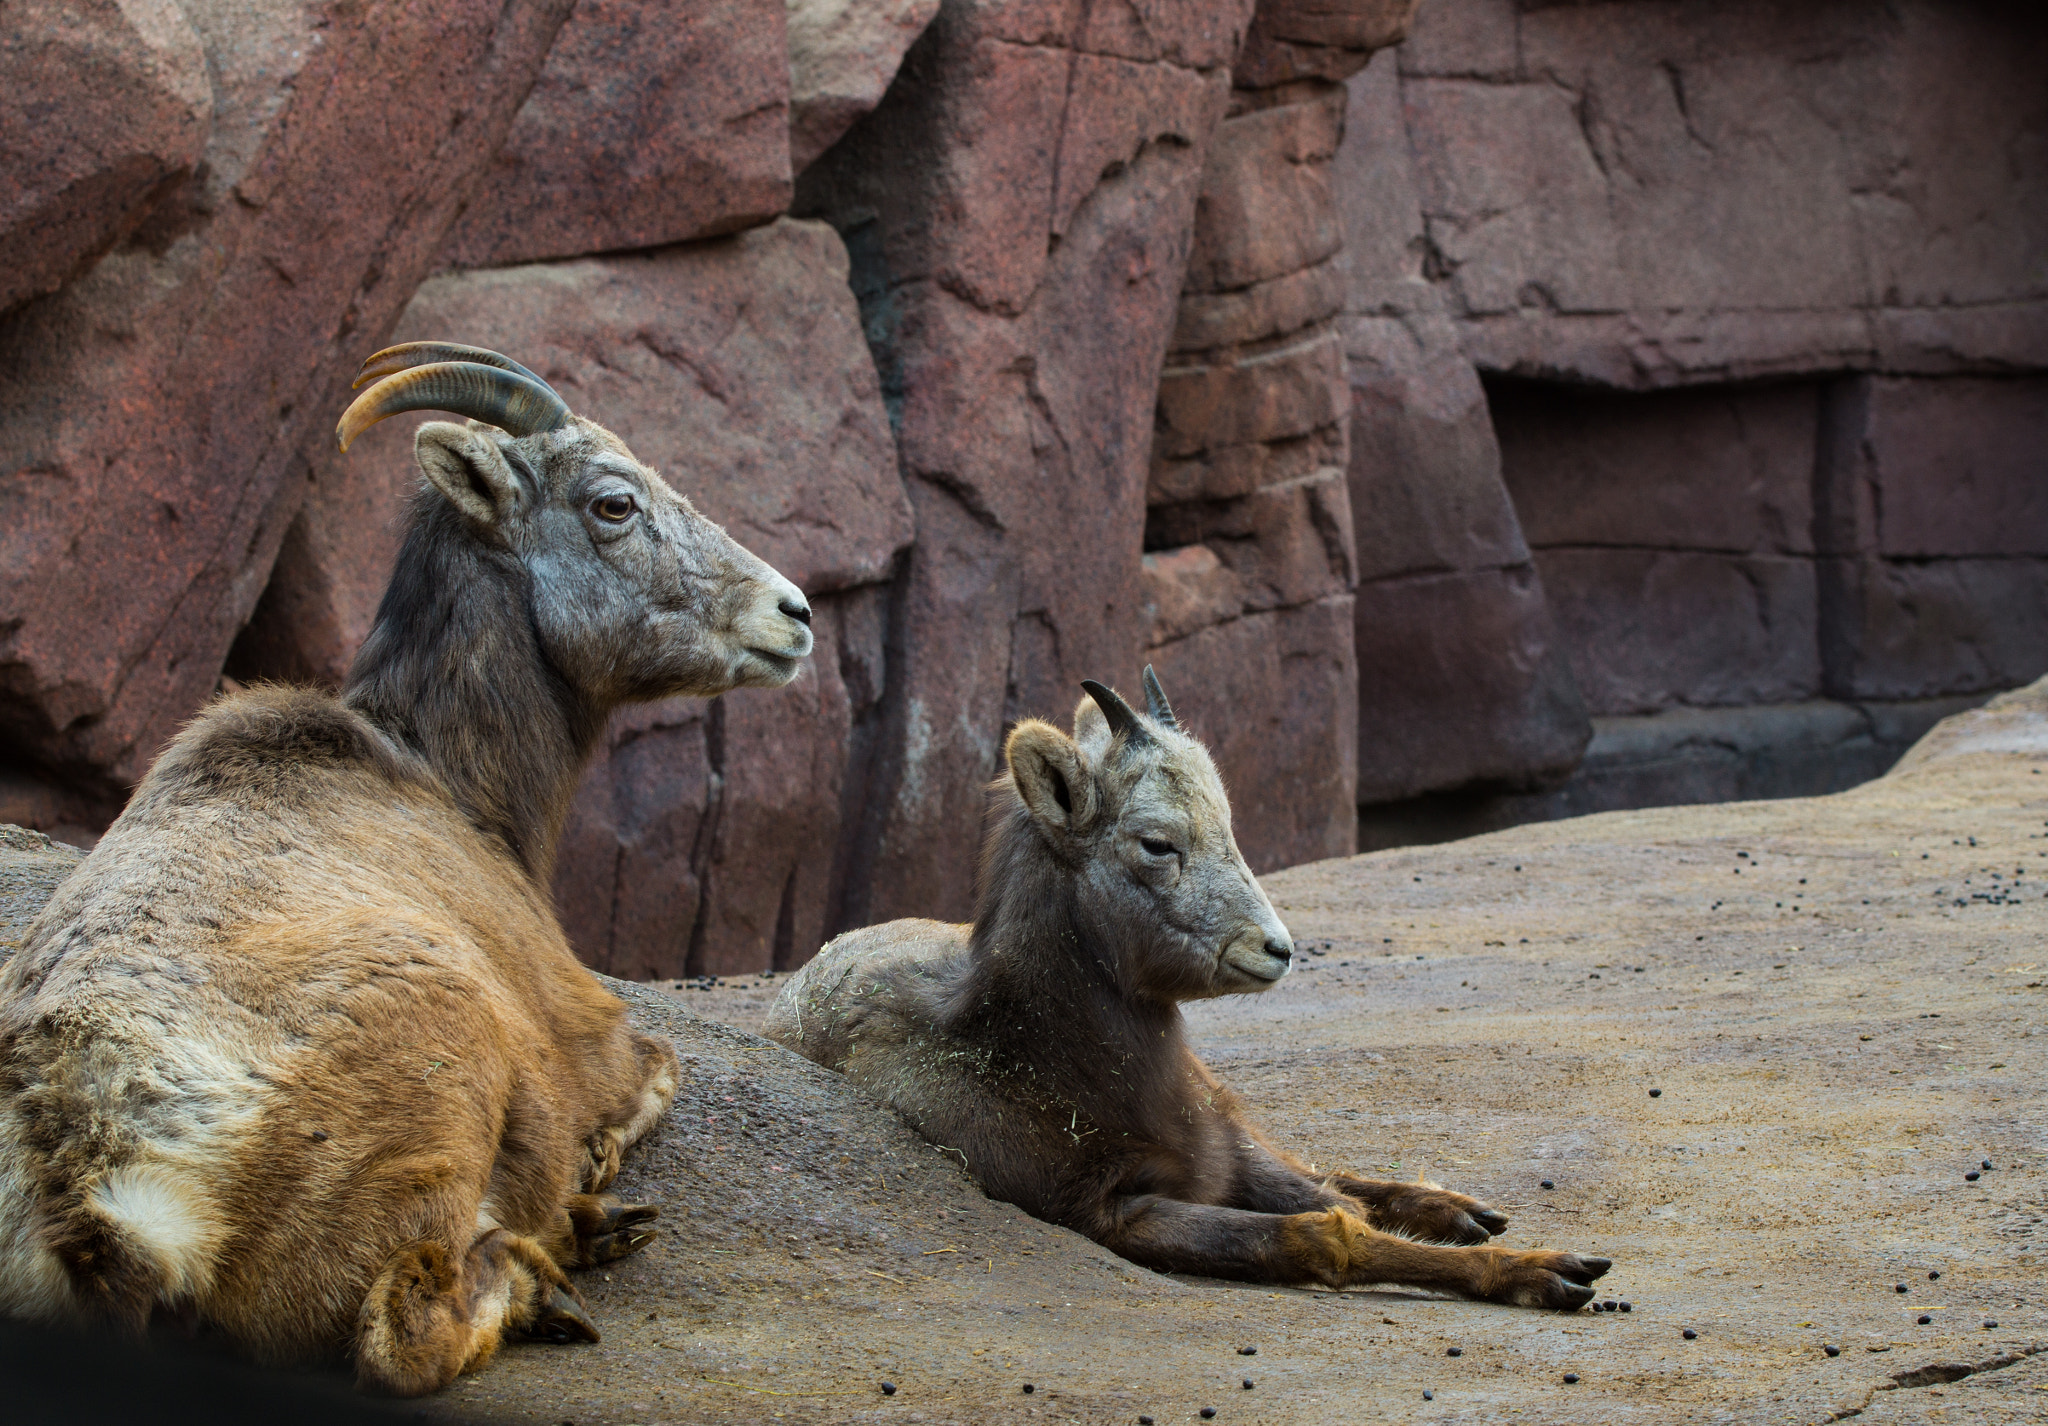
[351,341,551,391]
[335,361,571,452]
[1140,664,1179,732]
[1081,679,1153,747]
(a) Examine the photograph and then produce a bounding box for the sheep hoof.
[528,1286,601,1344]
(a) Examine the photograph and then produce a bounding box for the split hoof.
[567,1195,662,1267]
[528,1285,601,1345]
[1500,1251,1611,1310]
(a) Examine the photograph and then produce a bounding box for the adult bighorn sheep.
[0,344,815,1393]
[767,671,1612,1307]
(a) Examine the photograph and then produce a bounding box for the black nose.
[779,598,813,625]
[1265,939,1292,963]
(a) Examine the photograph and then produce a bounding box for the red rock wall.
[791,0,1260,924]
[4,0,2041,975]
[1336,0,2048,820]
[0,0,582,814]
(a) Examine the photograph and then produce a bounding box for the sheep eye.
[592,493,636,523]
[1140,837,1176,858]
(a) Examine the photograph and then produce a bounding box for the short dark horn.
[351,341,551,392]
[1141,664,1179,731]
[336,361,572,452]
[1081,679,1153,747]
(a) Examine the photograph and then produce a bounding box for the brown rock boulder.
[438,0,792,269]
[0,0,578,797]
[232,218,913,691]
[788,0,944,174]
[1145,467,1356,616]
[0,0,212,315]
[1234,0,1418,88]
[1181,84,1347,293]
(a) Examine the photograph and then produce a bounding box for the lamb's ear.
[414,421,530,534]
[1005,719,1099,837]
[1071,692,1113,758]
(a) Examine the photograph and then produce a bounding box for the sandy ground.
[433,683,2048,1426]
[3,689,2044,1424]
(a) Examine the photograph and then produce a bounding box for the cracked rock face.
[439,0,794,268]
[0,0,213,316]
[786,0,944,174]
[0,0,580,795]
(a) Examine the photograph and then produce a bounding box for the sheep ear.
[1005,719,1098,837]
[415,421,529,534]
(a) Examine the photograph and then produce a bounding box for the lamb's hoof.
[529,1286,601,1345]
[1382,1187,1508,1245]
[1502,1252,1610,1310]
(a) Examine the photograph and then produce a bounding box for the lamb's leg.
[581,1033,680,1193]
[1225,1137,1506,1246]
[1323,1172,1510,1245]
[354,1228,597,1396]
[1099,1195,1605,1309]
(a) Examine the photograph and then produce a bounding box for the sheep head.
[338,342,813,702]
[1001,667,1295,1002]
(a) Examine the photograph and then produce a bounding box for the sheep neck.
[955,807,1185,1122]
[343,501,603,887]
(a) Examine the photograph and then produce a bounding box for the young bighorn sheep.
[767,671,1612,1307]
[0,344,815,1393]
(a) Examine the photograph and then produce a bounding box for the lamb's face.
[417,418,814,704]
[1004,679,1294,1003]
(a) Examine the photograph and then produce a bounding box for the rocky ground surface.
[2,687,2043,1425]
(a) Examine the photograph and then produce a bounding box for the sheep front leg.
[1098,1196,1606,1308]
[1323,1171,1510,1246]
[1224,1137,1505,1245]
[355,1228,597,1396]
[582,1032,680,1193]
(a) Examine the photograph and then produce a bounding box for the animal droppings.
[1649,1089,1662,1098]
[1982,1160,1994,1170]
[1200,1410,1216,1419]
[1238,1346,1257,1356]
[1619,1302,1633,1312]
[1895,1283,1910,1293]
[1985,1321,1999,1329]
[1242,1378,1254,1389]
[1682,1329,1698,1340]
[1966,1171,1981,1181]
[1918,1315,1932,1324]
[1021,1384,1034,1394]
[1140,1418,1154,1425]
[1562,1373,1580,1384]
[880,1383,897,1396]
[1446,1347,1462,1357]
[1541,1180,1556,1190]
[1824,1345,1840,1357]
[1928,1271,1940,1280]
[1422,1391,1434,1401]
